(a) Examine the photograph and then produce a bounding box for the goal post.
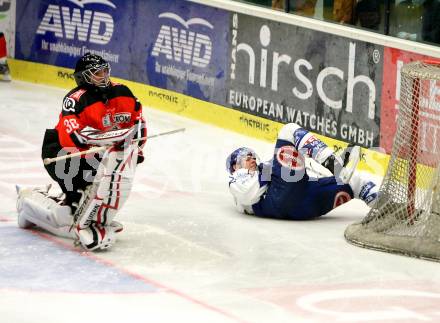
[344,59,440,262]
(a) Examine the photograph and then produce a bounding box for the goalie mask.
[74,53,111,89]
[226,147,260,174]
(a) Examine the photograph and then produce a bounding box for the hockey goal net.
[345,59,440,261]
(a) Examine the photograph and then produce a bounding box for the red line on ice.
[28,229,251,323]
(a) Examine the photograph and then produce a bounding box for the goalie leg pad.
[74,223,117,251]
[110,220,123,233]
[74,145,138,231]
[16,187,75,239]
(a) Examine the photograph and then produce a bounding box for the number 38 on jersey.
[64,118,80,134]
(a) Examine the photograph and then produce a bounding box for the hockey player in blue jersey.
[226,123,381,220]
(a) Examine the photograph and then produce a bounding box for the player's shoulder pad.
[62,87,88,116]
[110,82,134,96]
[107,83,141,110]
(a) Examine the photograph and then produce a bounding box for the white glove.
[78,126,136,147]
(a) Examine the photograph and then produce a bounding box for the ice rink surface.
[1,81,440,323]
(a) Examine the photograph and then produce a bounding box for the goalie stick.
[43,127,185,165]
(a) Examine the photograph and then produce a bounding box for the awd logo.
[152,12,213,68]
[36,0,116,45]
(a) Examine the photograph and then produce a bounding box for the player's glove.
[79,126,136,148]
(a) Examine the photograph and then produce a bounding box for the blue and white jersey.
[228,156,336,216]
[228,162,271,214]
[228,123,356,220]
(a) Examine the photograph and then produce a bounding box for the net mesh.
[344,60,440,261]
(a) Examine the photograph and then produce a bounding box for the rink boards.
[6,0,440,178]
[8,58,389,176]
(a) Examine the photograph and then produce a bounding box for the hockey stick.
[43,127,185,165]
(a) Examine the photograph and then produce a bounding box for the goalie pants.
[252,138,354,220]
[41,129,100,208]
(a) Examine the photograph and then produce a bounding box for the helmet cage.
[226,147,260,174]
[81,63,111,88]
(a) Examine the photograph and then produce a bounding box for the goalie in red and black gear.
[41,53,147,211]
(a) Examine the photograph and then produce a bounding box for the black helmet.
[74,53,111,88]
